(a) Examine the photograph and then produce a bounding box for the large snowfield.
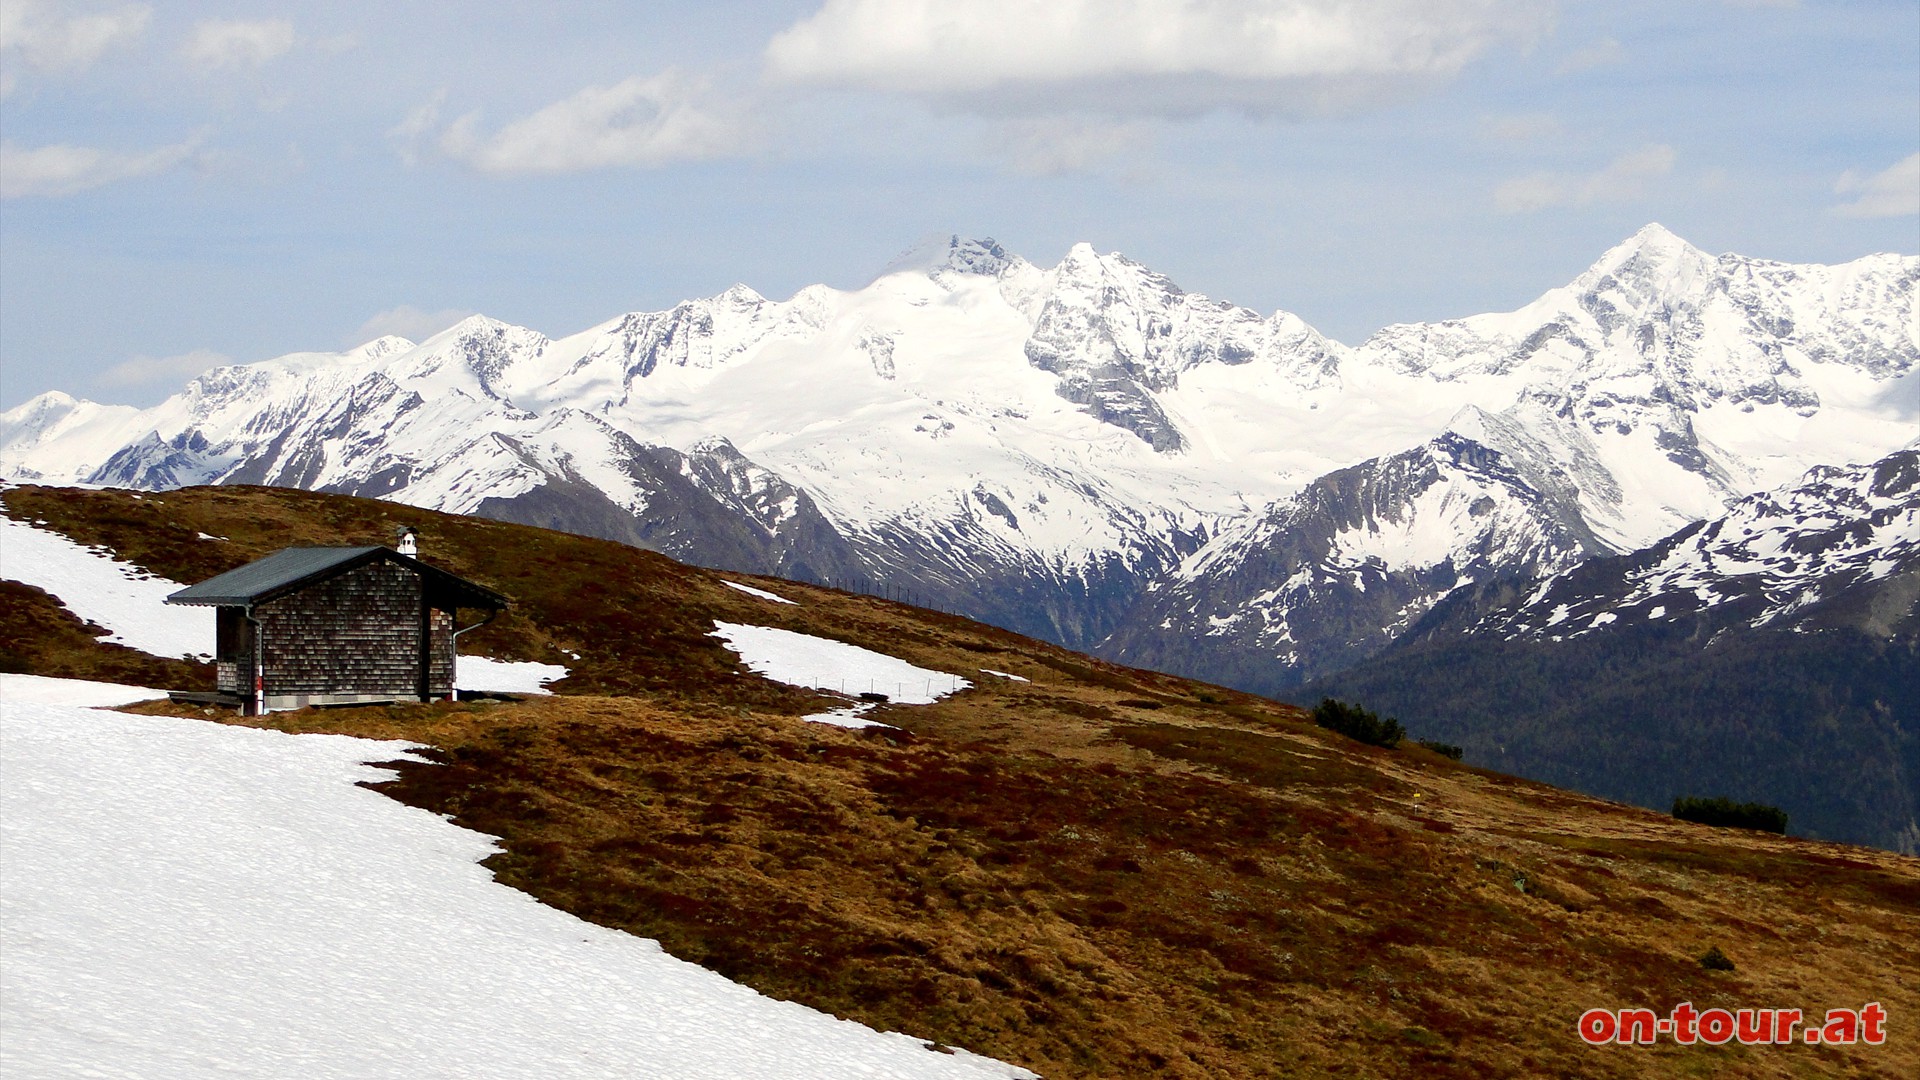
[0,691,1033,1079]
[0,672,166,707]
[0,514,1027,1077]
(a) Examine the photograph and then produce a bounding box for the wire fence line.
[795,673,969,699]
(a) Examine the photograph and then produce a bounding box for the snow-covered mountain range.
[1410,448,1920,646]
[4,225,1915,689]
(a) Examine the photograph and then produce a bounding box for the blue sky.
[2,0,1915,408]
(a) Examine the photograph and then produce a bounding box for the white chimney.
[396,526,418,556]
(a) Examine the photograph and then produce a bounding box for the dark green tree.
[1312,698,1404,748]
[1672,796,1788,834]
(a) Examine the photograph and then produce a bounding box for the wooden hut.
[165,541,507,714]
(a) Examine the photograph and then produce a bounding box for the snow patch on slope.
[455,656,569,695]
[722,580,797,604]
[0,515,211,659]
[710,622,970,704]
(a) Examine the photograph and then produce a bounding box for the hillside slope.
[3,484,1917,1079]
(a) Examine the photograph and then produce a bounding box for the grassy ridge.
[8,484,1919,1078]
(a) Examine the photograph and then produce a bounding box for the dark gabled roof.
[165,546,507,610]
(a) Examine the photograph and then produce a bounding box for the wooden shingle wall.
[258,560,423,695]
[429,607,454,696]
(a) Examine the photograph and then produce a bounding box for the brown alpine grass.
[9,483,1916,1078]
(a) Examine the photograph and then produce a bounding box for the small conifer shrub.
[1672,796,1788,834]
[1699,945,1736,972]
[1311,698,1404,748]
[1418,740,1464,761]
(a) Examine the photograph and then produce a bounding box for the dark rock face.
[1021,253,1192,453]
[1099,434,1600,693]
[1028,352,1188,453]
[411,430,875,597]
[93,430,215,490]
[832,514,1208,653]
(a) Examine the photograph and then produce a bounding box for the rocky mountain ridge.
[3,225,1914,685]
[1412,448,1920,646]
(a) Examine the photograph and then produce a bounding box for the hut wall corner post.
[247,605,264,717]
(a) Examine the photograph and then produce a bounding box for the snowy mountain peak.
[716,283,767,306]
[0,392,89,462]
[404,316,552,398]
[430,313,516,341]
[2,227,1913,676]
[22,389,79,410]
[1061,241,1101,264]
[878,234,1023,281]
[0,390,141,483]
[1571,222,1716,308]
[350,335,417,362]
[0,391,86,445]
[1054,243,1173,291]
[1618,221,1698,259]
[1105,425,1600,686]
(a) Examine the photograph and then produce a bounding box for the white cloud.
[0,0,149,95]
[179,18,294,72]
[349,306,476,347]
[1494,143,1675,213]
[1554,36,1623,75]
[95,348,230,388]
[765,0,1550,112]
[388,90,448,166]
[0,135,200,198]
[1832,153,1919,219]
[429,72,745,174]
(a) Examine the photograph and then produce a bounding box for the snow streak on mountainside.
[0,512,210,659]
[1425,448,1920,644]
[2,227,1914,679]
